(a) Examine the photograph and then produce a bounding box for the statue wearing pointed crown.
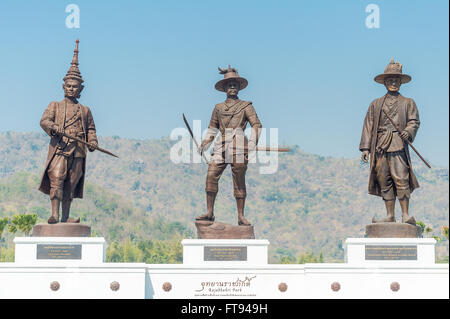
[38,40,98,224]
[196,66,262,227]
[360,58,420,226]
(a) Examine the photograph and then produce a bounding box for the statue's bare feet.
[196,213,215,222]
[238,216,251,226]
[48,216,59,224]
[372,216,395,223]
[61,217,80,223]
[402,215,416,225]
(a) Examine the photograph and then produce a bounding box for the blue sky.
[0,0,448,166]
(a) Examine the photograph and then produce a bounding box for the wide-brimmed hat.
[374,57,411,84]
[63,39,84,83]
[215,65,248,92]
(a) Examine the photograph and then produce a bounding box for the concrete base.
[182,239,269,266]
[344,238,436,265]
[365,222,422,238]
[0,237,447,299]
[14,237,106,265]
[195,220,255,239]
[32,223,91,237]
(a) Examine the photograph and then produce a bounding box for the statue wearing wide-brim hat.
[374,57,411,84]
[214,65,248,92]
[196,65,262,229]
[360,57,421,230]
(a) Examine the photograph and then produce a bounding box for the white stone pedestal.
[2,237,147,298]
[344,238,436,265]
[182,239,269,266]
[14,237,106,265]
[1,236,447,299]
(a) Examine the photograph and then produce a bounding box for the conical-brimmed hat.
[374,57,411,84]
[215,65,248,92]
[63,39,84,83]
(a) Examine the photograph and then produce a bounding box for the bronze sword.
[381,96,431,168]
[58,132,119,158]
[182,113,209,164]
[248,147,291,152]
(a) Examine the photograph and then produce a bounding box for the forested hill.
[0,131,448,262]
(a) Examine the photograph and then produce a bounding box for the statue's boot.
[196,192,216,221]
[399,198,415,225]
[62,217,80,223]
[48,199,60,224]
[237,198,251,226]
[402,215,416,225]
[47,216,59,224]
[238,216,251,226]
[372,199,395,223]
[195,213,215,222]
[61,200,80,223]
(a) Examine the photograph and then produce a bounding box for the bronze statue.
[360,58,421,225]
[38,40,98,224]
[196,66,262,226]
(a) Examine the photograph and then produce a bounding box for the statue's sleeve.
[245,103,262,146]
[403,99,420,142]
[85,107,98,144]
[204,106,220,141]
[359,102,374,152]
[40,102,58,137]
[208,106,219,129]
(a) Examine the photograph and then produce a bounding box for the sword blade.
[381,103,430,168]
[254,147,291,152]
[182,113,209,164]
[60,132,119,158]
[96,146,119,158]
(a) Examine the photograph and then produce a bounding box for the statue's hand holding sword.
[52,126,119,158]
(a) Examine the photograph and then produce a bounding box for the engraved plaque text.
[365,245,417,260]
[37,244,82,260]
[204,246,247,261]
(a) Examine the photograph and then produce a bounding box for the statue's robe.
[359,94,420,197]
[38,99,97,199]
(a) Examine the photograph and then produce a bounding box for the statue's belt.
[378,129,398,133]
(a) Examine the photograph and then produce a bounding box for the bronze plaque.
[37,244,82,260]
[204,246,247,261]
[365,245,417,260]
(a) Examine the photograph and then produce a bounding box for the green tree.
[0,217,10,259]
[8,214,37,236]
[298,252,319,264]
[417,221,434,238]
[318,251,324,263]
[280,255,297,264]
[442,226,449,240]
